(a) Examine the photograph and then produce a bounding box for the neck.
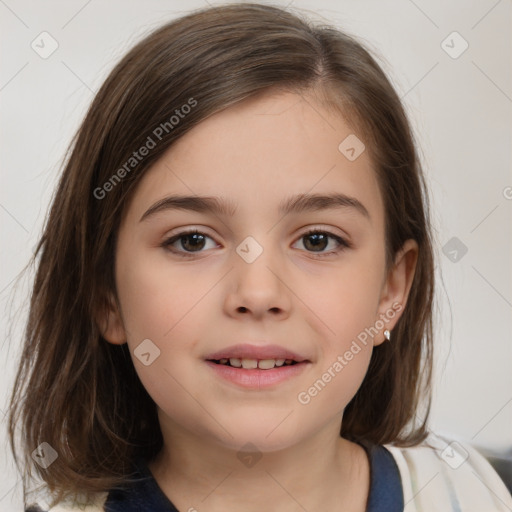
[147,412,370,512]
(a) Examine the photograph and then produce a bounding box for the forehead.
[123,90,384,229]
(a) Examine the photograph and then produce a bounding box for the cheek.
[114,251,213,415]
[304,252,385,341]
[296,265,379,414]
[298,345,372,402]
[294,253,383,406]
[115,249,207,342]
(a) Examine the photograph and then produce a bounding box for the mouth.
[204,344,311,389]
[205,343,309,365]
[207,357,301,370]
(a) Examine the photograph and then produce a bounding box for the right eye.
[161,229,218,257]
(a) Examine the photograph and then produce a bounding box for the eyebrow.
[139,192,370,223]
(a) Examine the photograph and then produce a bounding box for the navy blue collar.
[104,442,404,511]
[358,440,404,511]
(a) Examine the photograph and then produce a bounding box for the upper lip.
[205,343,309,362]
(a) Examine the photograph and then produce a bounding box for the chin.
[210,417,306,454]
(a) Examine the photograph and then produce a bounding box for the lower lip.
[205,361,309,389]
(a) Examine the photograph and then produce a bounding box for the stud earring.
[384,329,391,341]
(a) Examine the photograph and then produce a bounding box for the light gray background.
[1,0,511,509]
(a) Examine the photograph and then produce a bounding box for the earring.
[384,329,391,341]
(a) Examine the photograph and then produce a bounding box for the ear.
[374,238,418,346]
[94,291,127,345]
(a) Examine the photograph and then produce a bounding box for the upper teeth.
[218,358,293,369]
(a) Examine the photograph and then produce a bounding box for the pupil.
[182,233,205,251]
[305,233,327,252]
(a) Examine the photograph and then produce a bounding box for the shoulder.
[384,433,512,511]
[26,492,108,512]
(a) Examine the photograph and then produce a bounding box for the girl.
[8,3,512,511]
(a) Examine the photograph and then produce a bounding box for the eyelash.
[161,228,351,259]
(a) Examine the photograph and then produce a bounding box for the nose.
[224,238,292,320]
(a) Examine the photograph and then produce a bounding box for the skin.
[98,89,418,511]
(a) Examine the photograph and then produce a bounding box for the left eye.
[161,229,350,257]
[293,229,349,256]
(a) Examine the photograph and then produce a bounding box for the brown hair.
[8,2,434,507]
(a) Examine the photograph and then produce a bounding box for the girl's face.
[100,90,417,452]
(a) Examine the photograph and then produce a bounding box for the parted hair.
[8,2,435,507]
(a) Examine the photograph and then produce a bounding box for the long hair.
[8,3,434,507]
